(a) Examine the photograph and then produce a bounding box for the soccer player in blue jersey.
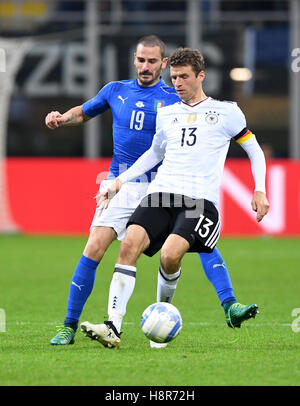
[46,35,253,346]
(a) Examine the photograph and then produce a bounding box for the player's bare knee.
[118,237,140,264]
[83,238,105,261]
[160,249,181,273]
[83,227,116,261]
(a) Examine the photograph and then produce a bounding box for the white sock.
[107,264,136,333]
[157,266,181,303]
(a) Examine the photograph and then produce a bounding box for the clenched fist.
[45,111,65,129]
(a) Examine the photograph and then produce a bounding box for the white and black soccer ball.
[141,302,182,343]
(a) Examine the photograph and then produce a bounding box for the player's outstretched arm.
[94,138,165,210]
[94,126,166,209]
[45,105,90,129]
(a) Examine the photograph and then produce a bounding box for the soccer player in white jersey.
[80,48,269,349]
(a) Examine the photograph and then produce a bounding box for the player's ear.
[133,52,138,68]
[161,57,168,70]
[198,70,205,82]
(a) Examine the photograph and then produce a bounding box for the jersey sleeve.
[226,103,257,145]
[119,129,166,184]
[82,82,113,118]
[225,103,248,139]
[239,135,266,193]
[152,108,167,155]
[118,117,166,185]
[226,103,265,191]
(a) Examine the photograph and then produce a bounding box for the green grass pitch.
[0,234,300,386]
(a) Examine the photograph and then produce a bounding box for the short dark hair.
[136,35,166,59]
[169,48,205,76]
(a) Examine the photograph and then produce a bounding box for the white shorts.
[90,180,149,240]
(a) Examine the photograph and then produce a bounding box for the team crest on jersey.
[205,111,219,125]
[154,100,165,110]
[136,101,144,108]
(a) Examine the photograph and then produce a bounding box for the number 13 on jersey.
[181,127,197,146]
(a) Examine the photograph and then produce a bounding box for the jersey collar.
[181,96,210,108]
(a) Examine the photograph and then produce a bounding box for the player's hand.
[45,111,65,129]
[251,191,270,222]
[94,178,123,209]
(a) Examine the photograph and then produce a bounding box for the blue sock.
[64,255,99,330]
[199,247,236,306]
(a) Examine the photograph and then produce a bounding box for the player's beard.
[137,65,162,87]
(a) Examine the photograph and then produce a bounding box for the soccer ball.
[141,302,182,343]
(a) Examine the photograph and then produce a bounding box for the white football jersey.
[147,97,252,206]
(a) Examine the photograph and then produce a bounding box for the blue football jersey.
[82,78,179,181]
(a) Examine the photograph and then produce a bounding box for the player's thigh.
[118,224,151,264]
[127,195,171,257]
[83,226,117,261]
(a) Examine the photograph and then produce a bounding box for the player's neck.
[184,91,207,105]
